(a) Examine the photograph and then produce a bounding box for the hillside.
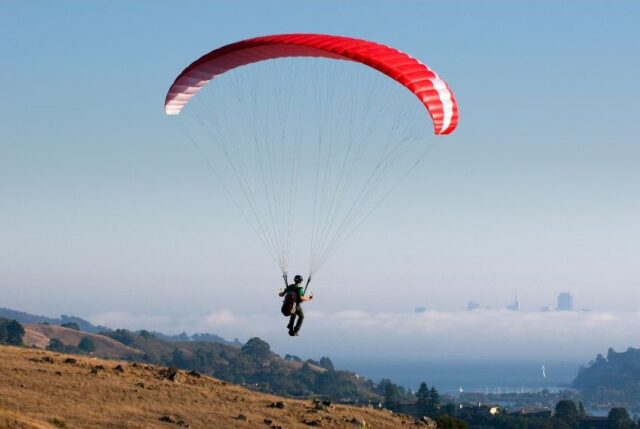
[18,322,379,401]
[574,347,640,390]
[573,347,640,408]
[0,345,421,429]
[23,324,143,359]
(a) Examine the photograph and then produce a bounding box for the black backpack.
[281,291,298,316]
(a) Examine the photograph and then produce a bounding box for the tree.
[442,403,457,415]
[171,348,188,368]
[377,379,395,395]
[383,382,402,410]
[318,356,335,371]
[6,320,25,345]
[555,400,579,429]
[295,363,319,390]
[78,337,96,353]
[61,322,80,331]
[428,386,441,413]
[139,330,154,339]
[0,319,8,343]
[578,402,586,418]
[109,329,137,346]
[417,382,430,414]
[241,337,272,361]
[607,408,635,429]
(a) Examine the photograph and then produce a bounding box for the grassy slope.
[23,325,373,398]
[23,324,143,359]
[0,346,416,429]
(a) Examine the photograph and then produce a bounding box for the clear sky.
[1,1,639,362]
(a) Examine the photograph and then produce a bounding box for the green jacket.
[285,284,305,303]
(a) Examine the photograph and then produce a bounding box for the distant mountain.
[0,307,110,333]
[0,307,240,347]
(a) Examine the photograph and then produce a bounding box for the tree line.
[0,318,25,346]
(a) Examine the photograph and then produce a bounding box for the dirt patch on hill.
[0,346,422,428]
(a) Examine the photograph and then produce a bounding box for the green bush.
[78,337,96,353]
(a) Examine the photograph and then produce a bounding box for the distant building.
[557,292,573,311]
[506,290,520,311]
[414,307,427,313]
[540,306,551,312]
[467,301,480,311]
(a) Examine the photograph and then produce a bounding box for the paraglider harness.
[280,273,311,317]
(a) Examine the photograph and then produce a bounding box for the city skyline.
[466,290,581,312]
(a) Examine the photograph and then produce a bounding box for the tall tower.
[507,290,520,311]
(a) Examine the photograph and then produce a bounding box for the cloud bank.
[89,309,640,362]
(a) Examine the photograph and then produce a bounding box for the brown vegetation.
[0,346,423,428]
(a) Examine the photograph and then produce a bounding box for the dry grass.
[0,346,420,428]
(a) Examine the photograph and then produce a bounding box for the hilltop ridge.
[0,345,420,429]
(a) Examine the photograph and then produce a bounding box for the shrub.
[47,338,66,352]
[78,337,96,353]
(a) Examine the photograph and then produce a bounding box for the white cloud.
[89,309,640,363]
[90,311,172,330]
[202,310,236,328]
[298,309,640,361]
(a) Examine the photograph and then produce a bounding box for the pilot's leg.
[288,314,296,332]
[293,306,304,334]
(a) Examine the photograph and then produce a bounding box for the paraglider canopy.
[165,33,458,135]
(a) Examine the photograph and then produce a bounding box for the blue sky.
[1,1,639,361]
